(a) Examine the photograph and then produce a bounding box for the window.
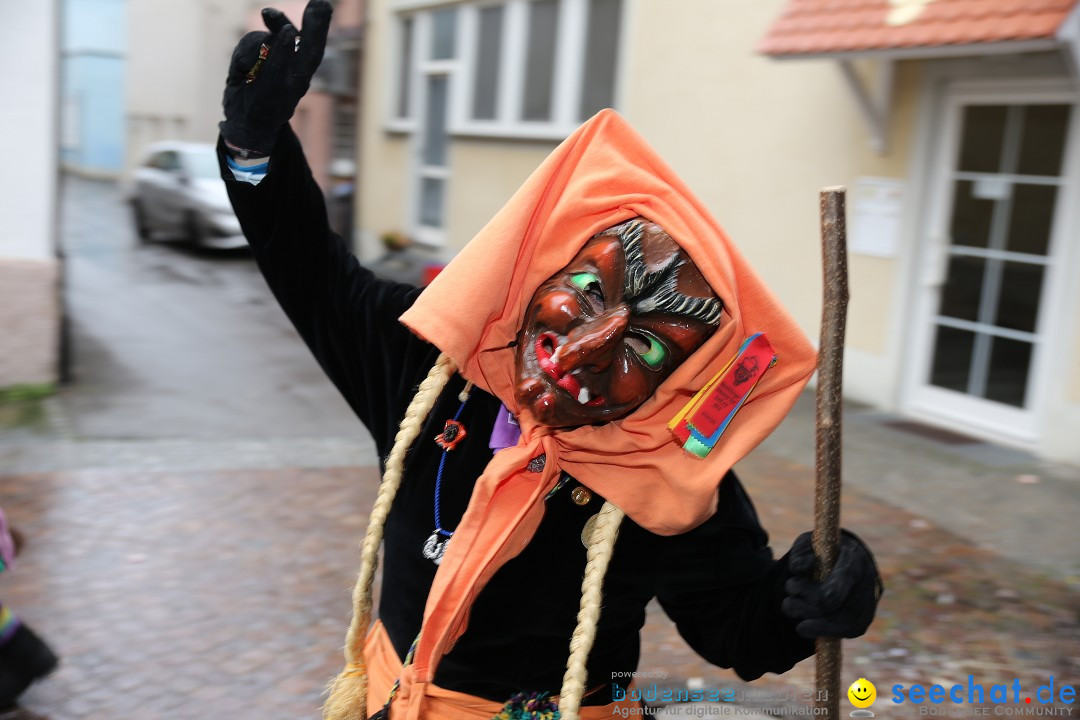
[395,17,415,120]
[333,98,357,161]
[430,7,458,60]
[387,0,623,245]
[315,39,360,97]
[471,5,503,120]
[402,6,460,243]
[149,151,180,172]
[389,0,624,138]
[180,149,221,180]
[579,0,621,119]
[521,0,559,121]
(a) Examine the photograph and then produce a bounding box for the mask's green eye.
[570,271,600,293]
[627,333,667,369]
[570,272,604,309]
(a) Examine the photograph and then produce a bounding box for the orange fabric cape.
[365,621,641,719]
[393,109,816,718]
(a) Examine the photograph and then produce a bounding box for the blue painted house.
[62,0,126,176]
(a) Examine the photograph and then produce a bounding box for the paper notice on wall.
[850,177,905,258]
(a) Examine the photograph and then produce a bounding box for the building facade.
[244,0,364,228]
[62,0,127,178]
[126,0,254,174]
[0,0,62,389]
[356,0,1080,465]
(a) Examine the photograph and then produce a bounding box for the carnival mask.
[514,218,723,428]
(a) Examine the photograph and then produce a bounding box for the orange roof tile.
[758,0,1079,57]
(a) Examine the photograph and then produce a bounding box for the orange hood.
[394,109,816,711]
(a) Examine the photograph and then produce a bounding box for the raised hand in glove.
[220,0,333,158]
[781,529,883,639]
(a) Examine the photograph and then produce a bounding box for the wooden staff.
[814,187,848,720]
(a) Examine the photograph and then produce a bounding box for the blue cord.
[433,394,571,538]
[433,397,469,538]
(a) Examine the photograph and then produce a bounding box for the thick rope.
[323,353,456,720]
[558,501,625,720]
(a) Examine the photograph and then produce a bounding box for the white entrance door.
[908,85,1076,444]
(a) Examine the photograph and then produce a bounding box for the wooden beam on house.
[836,59,894,156]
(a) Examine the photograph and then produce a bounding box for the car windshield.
[182,149,221,179]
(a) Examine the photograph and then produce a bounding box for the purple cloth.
[488,404,522,452]
[0,507,15,573]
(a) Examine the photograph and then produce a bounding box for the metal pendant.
[422,531,449,565]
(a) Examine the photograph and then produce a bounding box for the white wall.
[0,0,61,387]
[0,0,59,261]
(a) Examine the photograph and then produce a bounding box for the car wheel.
[132,200,150,242]
[184,211,205,247]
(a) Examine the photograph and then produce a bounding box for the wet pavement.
[3,433,1077,719]
[0,177,1077,718]
[4,466,377,719]
[638,448,1080,711]
[52,176,363,443]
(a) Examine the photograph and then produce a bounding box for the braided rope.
[323,353,456,719]
[327,355,625,720]
[558,501,625,720]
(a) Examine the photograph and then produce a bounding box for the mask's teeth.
[577,387,591,405]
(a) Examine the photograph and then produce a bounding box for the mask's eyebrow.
[615,220,724,326]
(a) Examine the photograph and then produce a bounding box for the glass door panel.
[926,103,1070,411]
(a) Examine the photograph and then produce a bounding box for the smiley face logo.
[848,678,877,709]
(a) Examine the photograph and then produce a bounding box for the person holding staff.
[218,3,883,718]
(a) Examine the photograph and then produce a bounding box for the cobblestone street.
[639,450,1080,708]
[4,465,379,719]
[1,447,1077,719]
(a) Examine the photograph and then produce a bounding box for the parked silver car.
[130,142,247,250]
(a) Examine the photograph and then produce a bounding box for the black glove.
[219,0,332,158]
[781,529,883,639]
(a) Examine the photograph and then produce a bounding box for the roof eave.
[761,37,1062,62]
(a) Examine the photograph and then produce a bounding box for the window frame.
[403,10,462,246]
[385,0,626,140]
[386,12,422,133]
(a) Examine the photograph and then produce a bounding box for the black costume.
[219,128,815,704]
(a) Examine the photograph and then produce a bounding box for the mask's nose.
[555,306,630,375]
